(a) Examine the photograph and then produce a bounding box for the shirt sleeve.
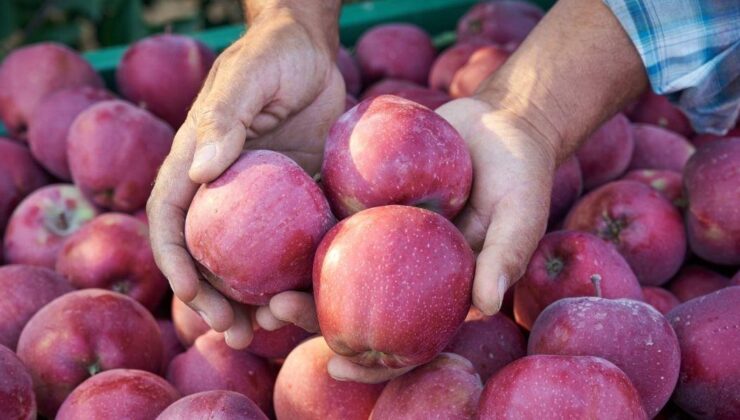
[604,0,740,134]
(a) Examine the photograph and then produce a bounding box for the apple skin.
[732,271,740,286]
[116,34,216,128]
[564,180,686,286]
[356,24,436,85]
[478,355,647,419]
[443,308,525,383]
[27,86,113,180]
[337,47,361,96]
[576,113,635,190]
[683,138,740,265]
[428,41,490,92]
[529,297,681,417]
[3,184,99,268]
[667,287,740,419]
[456,1,544,46]
[274,337,385,420]
[185,150,336,305]
[16,289,163,417]
[692,126,739,148]
[0,265,73,350]
[158,390,268,420]
[0,42,103,139]
[629,124,695,172]
[513,230,644,330]
[641,286,681,315]
[668,265,729,302]
[360,78,423,100]
[0,138,51,232]
[449,45,511,98]
[56,369,179,420]
[157,319,184,374]
[628,90,693,137]
[321,95,472,220]
[623,169,684,207]
[171,296,209,347]
[0,344,36,420]
[55,212,168,311]
[166,330,276,415]
[370,353,482,419]
[314,205,474,368]
[549,156,583,226]
[67,99,174,212]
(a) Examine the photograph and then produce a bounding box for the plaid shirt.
[605,0,740,134]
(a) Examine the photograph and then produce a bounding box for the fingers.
[224,302,254,349]
[327,356,415,384]
[187,281,234,332]
[255,305,288,331]
[267,291,320,333]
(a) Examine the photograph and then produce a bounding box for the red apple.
[428,41,489,92]
[513,230,643,330]
[564,180,686,285]
[157,319,184,373]
[248,321,313,360]
[56,369,179,420]
[360,78,423,101]
[549,155,583,225]
[171,296,209,347]
[337,46,361,96]
[117,34,216,128]
[167,330,275,415]
[456,0,544,46]
[16,289,163,416]
[0,138,50,236]
[67,99,174,211]
[449,45,510,98]
[274,337,384,420]
[668,265,729,302]
[393,87,451,109]
[345,94,358,111]
[321,95,472,220]
[692,126,739,148]
[623,169,684,206]
[185,150,335,305]
[628,90,692,137]
[0,265,72,349]
[55,212,168,310]
[629,123,695,172]
[641,286,681,315]
[27,86,113,180]
[529,297,681,417]
[576,113,634,190]
[478,355,646,419]
[370,353,482,419]
[314,205,474,368]
[3,184,98,268]
[0,344,36,420]
[158,390,268,420]
[133,208,149,224]
[683,139,740,265]
[356,24,436,85]
[444,308,525,383]
[667,287,740,419]
[0,42,103,139]
[732,271,740,286]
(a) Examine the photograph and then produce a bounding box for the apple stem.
[591,274,603,298]
[88,360,101,376]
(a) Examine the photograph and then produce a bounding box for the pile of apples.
[0,1,738,419]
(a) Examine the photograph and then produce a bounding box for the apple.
[692,126,739,148]
[668,265,729,302]
[629,124,695,172]
[628,90,692,137]
[0,265,73,350]
[576,113,634,190]
[157,319,184,373]
[393,87,451,110]
[56,369,179,420]
[513,230,643,330]
[117,34,216,128]
[478,355,646,419]
[27,86,113,180]
[167,330,275,415]
[158,390,268,420]
[529,296,681,417]
[732,271,740,286]
[456,0,544,46]
[356,24,436,85]
[321,95,472,220]
[274,337,384,420]
[428,41,489,92]
[3,184,98,268]
[0,344,36,420]
[345,94,358,111]
[0,42,103,139]
[370,353,482,419]
[667,287,740,419]
[564,180,686,285]
[641,286,681,315]
[622,169,684,206]
[16,289,163,416]
[185,150,335,305]
[67,99,174,212]
[449,45,510,98]
[444,308,525,383]
[548,156,583,225]
[683,138,740,265]
[314,205,474,368]
[55,212,168,311]
[360,78,423,100]
[171,296,209,347]
[0,138,50,236]
[337,47,361,96]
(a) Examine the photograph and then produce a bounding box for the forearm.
[477,0,648,163]
[243,0,342,55]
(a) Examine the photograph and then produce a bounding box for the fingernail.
[196,309,212,327]
[192,144,217,169]
[493,275,509,312]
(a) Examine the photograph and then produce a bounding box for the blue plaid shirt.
[605,0,740,134]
